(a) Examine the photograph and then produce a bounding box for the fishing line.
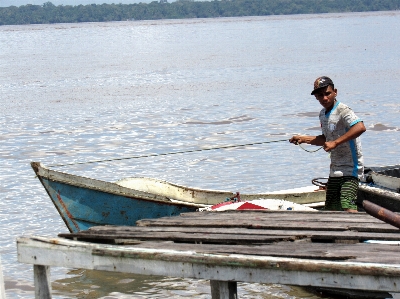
[297,143,323,153]
[48,138,322,167]
[48,139,289,167]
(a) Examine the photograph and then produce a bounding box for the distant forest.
[0,0,399,25]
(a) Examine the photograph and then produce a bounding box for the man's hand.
[323,141,338,152]
[289,136,303,145]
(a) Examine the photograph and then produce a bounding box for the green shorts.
[324,176,359,211]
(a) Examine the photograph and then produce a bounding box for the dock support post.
[33,265,51,299]
[210,280,237,299]
[0,255,5,299]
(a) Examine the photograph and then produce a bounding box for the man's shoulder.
[336,102,353,113]
[337,101,350,108]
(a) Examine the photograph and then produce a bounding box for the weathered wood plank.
[61,232,296,244]
[87,224,400,237]
[111,220,353,230]
[161,216,394,227]
[60,226,400,243]
[105,241,356,260]
[113,240,400,263]
[88,223,390,234]
[178,211,398,227]
[136,219,398,232]
[160,210,390,223]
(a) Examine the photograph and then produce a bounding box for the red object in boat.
[210,201,268,210]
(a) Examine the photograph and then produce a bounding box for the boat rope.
[48,138,290,167]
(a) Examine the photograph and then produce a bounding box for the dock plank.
[60,231,297,244]
[136,211,399,233]
[180,210,388,223]
[85,225,397,238]
[136,218,392,231]
[95,240,400,263]
[60,226,400,243]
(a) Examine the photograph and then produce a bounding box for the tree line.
[0,0,399,25]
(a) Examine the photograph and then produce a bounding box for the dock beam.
[33,265,51,299]
[210,280,237,299]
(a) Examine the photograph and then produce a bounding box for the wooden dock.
[17,210,400,298]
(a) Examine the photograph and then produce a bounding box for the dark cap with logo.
[311,76,334,95]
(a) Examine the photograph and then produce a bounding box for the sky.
[0,0,152,6]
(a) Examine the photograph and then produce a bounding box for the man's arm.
[323,121,366,151]
[289,134,326,146]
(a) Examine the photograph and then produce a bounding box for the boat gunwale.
[31,162,206,208]
[359,183,400,200]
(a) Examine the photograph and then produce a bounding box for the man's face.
[314,85,337,110]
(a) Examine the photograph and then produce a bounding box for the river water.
[1,11,399,298]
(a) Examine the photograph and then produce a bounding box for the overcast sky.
[0,0,152,6]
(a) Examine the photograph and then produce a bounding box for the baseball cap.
[311,76,334,95]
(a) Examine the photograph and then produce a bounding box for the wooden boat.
[31,162,325,233]
[358,164,400,212]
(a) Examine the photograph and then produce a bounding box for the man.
[289,76,366,213]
